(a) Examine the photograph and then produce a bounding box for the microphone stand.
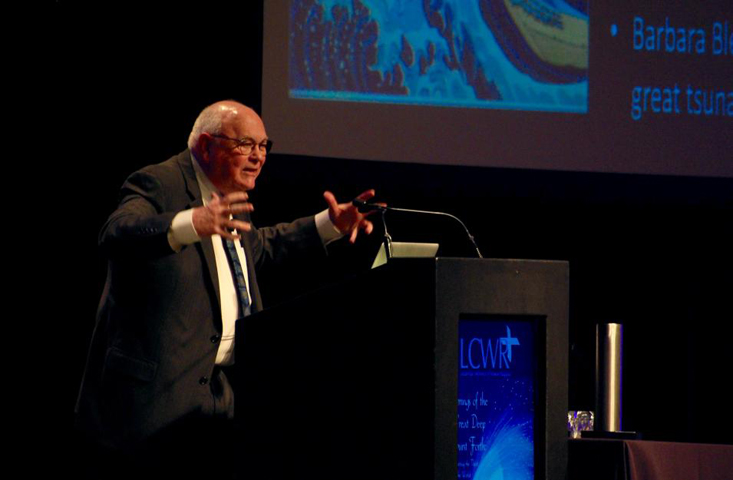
[354,200,483,259]
[380,208,394,260]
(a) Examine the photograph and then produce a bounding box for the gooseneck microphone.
[352,199,483,258]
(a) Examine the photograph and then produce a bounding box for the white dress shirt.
[167,153,342,365]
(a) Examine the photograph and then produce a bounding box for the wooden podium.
[235,258,568,480]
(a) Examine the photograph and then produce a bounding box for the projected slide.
[266,1,732,177]
[457,319,539,480]
[290,0,589,113]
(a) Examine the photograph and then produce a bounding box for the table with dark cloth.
[569,438,733,480]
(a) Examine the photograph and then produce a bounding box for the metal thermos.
[596,323,623,432]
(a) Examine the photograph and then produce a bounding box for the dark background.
[40,1,731,473]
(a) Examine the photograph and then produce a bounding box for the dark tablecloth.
[569,439,733,480]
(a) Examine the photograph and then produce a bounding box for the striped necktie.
[222,237,251,318]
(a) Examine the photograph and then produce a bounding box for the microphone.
[352,199,483,258]
[352,198,386,213]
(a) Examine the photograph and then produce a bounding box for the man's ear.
[196,133,213,163]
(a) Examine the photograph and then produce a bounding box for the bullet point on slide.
[611,24,618,36]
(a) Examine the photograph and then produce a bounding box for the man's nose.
[249,147,265,163]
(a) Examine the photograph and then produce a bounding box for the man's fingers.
[227,219,252,232]
[215,226,241,241]
[208,198,253,216]
[352,220,373,242]
[354,189,376,202]
[227,202,254,214]
[221,191,249,203]
[210,191,249,209]
[323,191,339,210]
[217,219,251,240]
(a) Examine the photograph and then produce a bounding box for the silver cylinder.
[596,323,623,432]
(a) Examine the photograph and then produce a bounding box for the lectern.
[235,258,568,480]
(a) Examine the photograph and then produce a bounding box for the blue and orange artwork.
[289,0,588,113]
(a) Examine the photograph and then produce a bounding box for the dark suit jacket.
[75,150,325,448]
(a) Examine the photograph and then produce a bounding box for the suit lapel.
[177,150,223,317]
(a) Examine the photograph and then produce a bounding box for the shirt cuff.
[315,209,343,245]
[167,209,200,252]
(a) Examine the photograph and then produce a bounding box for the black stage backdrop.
[41,1,731,476]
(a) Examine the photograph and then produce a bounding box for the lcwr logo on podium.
[460,326,521,370]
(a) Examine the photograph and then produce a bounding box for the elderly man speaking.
[75,100,375,478]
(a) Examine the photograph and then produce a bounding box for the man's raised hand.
[323,189,378,244]
[192,192,253,240]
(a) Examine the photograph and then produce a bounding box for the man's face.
[204,108,268,194]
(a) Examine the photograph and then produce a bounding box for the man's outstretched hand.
[192,192,253,240]
[323,189,378,243]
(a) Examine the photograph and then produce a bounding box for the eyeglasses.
[210,134,273,155]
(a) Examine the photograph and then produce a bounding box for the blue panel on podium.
[457,316,545,480]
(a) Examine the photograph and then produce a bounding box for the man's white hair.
[187,102,240,151]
